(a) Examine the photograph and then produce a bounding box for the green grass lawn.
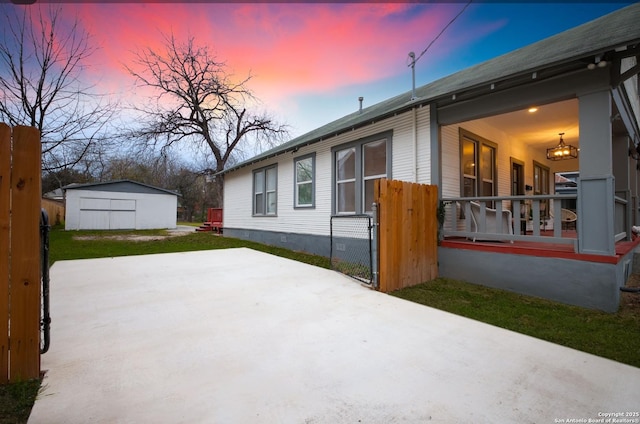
[48,226,331,269]
[392,278,640,368]
[3,226,639,422]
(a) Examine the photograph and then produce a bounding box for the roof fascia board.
[219,102,428,175]
[64,179,180,196]
[438,66,609,125]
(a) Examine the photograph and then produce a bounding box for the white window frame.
[294,153,315,208]
[331,131,392,215]
[253,164,277,216]
[459,128,497,198]
[335,147,357,214]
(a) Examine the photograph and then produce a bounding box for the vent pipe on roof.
[358,96,364,113]
[408,52,417,100]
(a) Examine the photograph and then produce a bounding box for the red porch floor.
[441,231,640,265]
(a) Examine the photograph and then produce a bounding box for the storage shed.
[64,180,179,230]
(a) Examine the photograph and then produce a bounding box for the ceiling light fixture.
[546,133,578,161]
[528,107,538,113]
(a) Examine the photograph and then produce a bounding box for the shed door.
[79,198,136,230]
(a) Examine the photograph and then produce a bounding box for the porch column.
[612,135,633,239]
[431,106,441,198]
[577,90,615,255]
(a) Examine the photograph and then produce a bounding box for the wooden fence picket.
[0,125,42,383]
[8,126,42,382]
[0,123,10,383]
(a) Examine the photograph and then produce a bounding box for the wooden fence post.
[0,123,10,383]
[9,126,41,382]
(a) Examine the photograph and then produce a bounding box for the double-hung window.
[362,140,387,213]
[333,132,391,214]
[294,154,315,208]
[253,165,277,216]
[460,129,497,199]
[336,147,357,213]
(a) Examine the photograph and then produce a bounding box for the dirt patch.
[74,235,169,241]
[73,229,194,242]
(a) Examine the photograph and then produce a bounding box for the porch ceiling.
[477,96,628,149]
[479,99,579,148]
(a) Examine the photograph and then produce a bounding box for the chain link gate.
[330,214,375,286]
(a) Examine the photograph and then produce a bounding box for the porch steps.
[196,208,223,233]
[195,221,222,233]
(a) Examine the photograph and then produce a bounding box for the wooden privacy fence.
[0,124,42,383]
[41,197,65,226]
[375,179,438,293]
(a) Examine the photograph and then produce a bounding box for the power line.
[410,0,473,66]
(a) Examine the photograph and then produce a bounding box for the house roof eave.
[63,179,181,197]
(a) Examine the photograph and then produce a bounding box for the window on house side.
[294,155,315,208]
[363,139,387,213]
[336,147,356,213]
[462,138,477,197]
[333,132,390,215]
[253,165,277,216]
[459,129,497,199]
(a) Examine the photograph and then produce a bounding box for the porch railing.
[614,191,630,242]
[441,194,578,251]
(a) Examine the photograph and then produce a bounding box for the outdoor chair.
[546,208,577,231]
[560,208,577,230]
[469,201,513,242]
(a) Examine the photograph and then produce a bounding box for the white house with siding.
[222,4,640,312]
[64,180,179,231]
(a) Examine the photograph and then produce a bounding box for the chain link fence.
[330,214,373,285]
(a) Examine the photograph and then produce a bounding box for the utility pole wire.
[410,0,473,66]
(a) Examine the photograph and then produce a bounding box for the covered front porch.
[437,84,639,258]
[438,186,640,313]
[432,35,640,311]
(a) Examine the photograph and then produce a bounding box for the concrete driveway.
[28,248,640,423]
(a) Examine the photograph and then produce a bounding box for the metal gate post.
[40,209,51,354]
[371,202,379,289]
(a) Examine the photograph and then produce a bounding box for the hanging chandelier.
[546,132,578,161]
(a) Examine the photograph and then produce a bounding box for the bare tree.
[0,5,118,171]
[41,167,92,195]
[126,33,288,207]
[99,151,211,222]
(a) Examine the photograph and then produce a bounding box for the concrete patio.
[28,248,640,423]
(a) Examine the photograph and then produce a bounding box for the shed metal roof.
[222,2,640,174]
[63,180,180,196]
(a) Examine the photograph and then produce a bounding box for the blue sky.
[276,2,634,138]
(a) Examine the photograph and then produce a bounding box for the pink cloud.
[215,4,493,99]
[49,3,502,128]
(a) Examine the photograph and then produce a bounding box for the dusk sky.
[3,2,635,151]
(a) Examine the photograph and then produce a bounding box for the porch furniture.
[561,208,577,230]
[469,201,513,241]
[546,208,577,231]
